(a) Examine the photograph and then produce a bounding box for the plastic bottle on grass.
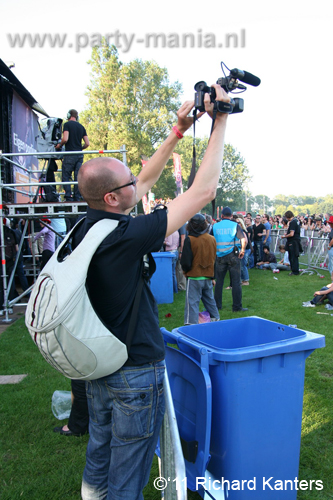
[52,390,72,420]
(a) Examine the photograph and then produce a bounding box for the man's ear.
[104,192,119,208]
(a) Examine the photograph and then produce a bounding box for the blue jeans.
[312,287,333,305]
[81,361,165,500]
[184,278,220,324]
[214,252,242,311]
[259,262,277,271]
[248,251,255,269]
[241,249,251,282]
[253,240,263,265]
[62,154,83,201]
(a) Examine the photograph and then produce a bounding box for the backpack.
[25,218,132,381]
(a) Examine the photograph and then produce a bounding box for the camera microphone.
[230,68,261,87]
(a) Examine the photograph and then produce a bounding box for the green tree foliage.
[318,195,333,215]
[213,143,251,212]
[152,138,250,210]
[272,194,333,217]
[80,40,182,173]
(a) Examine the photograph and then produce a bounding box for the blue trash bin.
[150,252,174,304]
[161,317,325,500]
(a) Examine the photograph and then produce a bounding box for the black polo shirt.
[72,207,167,366]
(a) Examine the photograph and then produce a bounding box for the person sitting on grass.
[256,245,278,273]
[303,282,333,309]
[276,245,291,271]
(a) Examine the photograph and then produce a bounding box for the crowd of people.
[158,209,333,323]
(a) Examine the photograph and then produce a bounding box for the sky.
[1,0,333,201]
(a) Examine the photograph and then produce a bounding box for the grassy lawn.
[1,267,332,499]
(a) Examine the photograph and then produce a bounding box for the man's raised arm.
[135,102,204,200]
[165,84,230,236]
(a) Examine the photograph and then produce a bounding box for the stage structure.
[0,146,128,322]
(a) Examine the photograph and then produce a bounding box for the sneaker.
[325,304,333,310]
[273,269,280,273]
[302,301,315,308]
[241,281,250,285]
[211,317,220,322]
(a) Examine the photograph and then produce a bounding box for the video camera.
[194,62,261,115]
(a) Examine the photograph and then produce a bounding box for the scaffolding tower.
[0,146,127,322]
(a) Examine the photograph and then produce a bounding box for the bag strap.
[125,274,144,352]
[125,254,151,352]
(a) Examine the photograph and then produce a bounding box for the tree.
[251,195,274,214]
[213,144,251,212]
[160,138,250,212]
[81,39,182,173]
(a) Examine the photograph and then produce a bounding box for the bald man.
[73,87,230,500]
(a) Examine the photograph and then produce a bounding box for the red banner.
[173,153,182,194]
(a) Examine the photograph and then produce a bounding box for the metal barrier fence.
[159,370,187,499]
[270,229,331,274]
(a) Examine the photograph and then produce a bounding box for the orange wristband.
[172,126,183,139]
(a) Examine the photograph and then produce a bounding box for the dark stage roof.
[0,58,48,116]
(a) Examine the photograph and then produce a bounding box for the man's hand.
[238,250,245,259]
[176,101,202,134]
[314,291,322,296]
[204,84,231,119]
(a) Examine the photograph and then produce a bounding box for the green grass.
[1,268,333,499]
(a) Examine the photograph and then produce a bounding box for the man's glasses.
[111,173,137,192]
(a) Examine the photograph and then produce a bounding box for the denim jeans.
[312,287,333,305]
[259,262,277,271]
[248,251,255,269]
[241,249,251,281]
[253,240,263,265]
[81,360,165,500]
[214,252,242,311]
[62,154,83,201]
[184,278,220,324]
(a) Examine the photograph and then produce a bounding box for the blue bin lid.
[151,252,174,258]
[165,346,212,492]
[174,316,325,363]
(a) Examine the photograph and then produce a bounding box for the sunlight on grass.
[0,268,332,499]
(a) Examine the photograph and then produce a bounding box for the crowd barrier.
[270,229,331,274]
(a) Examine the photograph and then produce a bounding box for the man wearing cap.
[327,216,333,280]
[213,207,248,312]
[181,213,220,324]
